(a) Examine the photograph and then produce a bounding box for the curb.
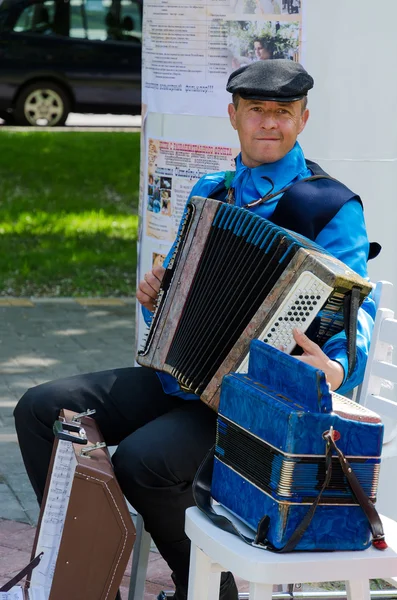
[0,297,136,307]
[0,126,141,133]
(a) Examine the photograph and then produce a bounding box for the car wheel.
[14,81,70,127]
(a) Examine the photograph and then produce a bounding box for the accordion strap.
[0,552,43,592]
[193,431,386,553]
[245,174,337,209]
[344,286,361,379]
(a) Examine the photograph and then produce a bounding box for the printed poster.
[144,138,239,246]
[142,0,303,116]
[141,136,239,264]
[136,136,239,351]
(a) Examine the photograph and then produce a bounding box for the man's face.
[254,42,271,61]
[228,98,309,166]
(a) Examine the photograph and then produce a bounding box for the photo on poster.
[152,251,167,268]
[147,174,162,215]
[232,0,301,15]
[161,189,172,216]
[227,19,301,69]
[160,177,172,217]
[146,173,172,240]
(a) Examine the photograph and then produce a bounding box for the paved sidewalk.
[0,300,395,599]
[0,298,175,599]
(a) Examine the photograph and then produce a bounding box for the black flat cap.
[226,59,314,102]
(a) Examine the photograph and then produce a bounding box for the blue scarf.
[232,142,311,217]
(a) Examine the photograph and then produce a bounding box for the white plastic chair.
[184,505,397,600]
[127,515,291,599]
[351,280,393,403]
[356,283,397,589]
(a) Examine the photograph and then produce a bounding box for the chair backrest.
[372,280,394,312]
[358,282,397,443]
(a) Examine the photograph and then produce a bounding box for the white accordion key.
[237,272,333,373]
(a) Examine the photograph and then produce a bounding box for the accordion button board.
[237,271,333,373]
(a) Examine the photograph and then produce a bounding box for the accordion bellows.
[137,196,372,410]
[211,341,383,551]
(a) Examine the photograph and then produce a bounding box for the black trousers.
[14,366,218,588]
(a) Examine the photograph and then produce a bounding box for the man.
[14,60,374,600]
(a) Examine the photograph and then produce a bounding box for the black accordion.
[137,196,372,410]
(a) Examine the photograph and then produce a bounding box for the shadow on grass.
[0,233,137,297]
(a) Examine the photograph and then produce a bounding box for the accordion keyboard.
[237,271,333,373]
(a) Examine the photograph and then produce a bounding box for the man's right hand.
[136,266,165,312]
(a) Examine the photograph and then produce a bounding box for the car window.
[119,0,142,41]
[70,0,141,42]
[0,0,10,31]
[12,0,56,34]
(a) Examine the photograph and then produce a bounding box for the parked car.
[0,0,142,125]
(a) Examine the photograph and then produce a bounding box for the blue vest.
[208,159,380,260]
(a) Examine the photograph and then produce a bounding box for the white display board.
[142,0,302,117]
[300,0,397,309]
[136,0,397,353]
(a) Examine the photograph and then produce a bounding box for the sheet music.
[0,588,24,600]
[30,440,77,598]
[27,587,47,600]
[0,586,48,600]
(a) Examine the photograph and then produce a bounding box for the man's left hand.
[290,328,344,391]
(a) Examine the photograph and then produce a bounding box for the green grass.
[0,131,140,296]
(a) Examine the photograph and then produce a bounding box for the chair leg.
[345,579,370,600]
[248,582,274,600]
[187,543,220,600]
[128,514,152,600]
[209,571,222,600]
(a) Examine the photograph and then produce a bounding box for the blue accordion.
[211,340,384,551]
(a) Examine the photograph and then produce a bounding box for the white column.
[301,0,397,309]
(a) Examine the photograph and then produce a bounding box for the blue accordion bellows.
[211,340,384,551]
